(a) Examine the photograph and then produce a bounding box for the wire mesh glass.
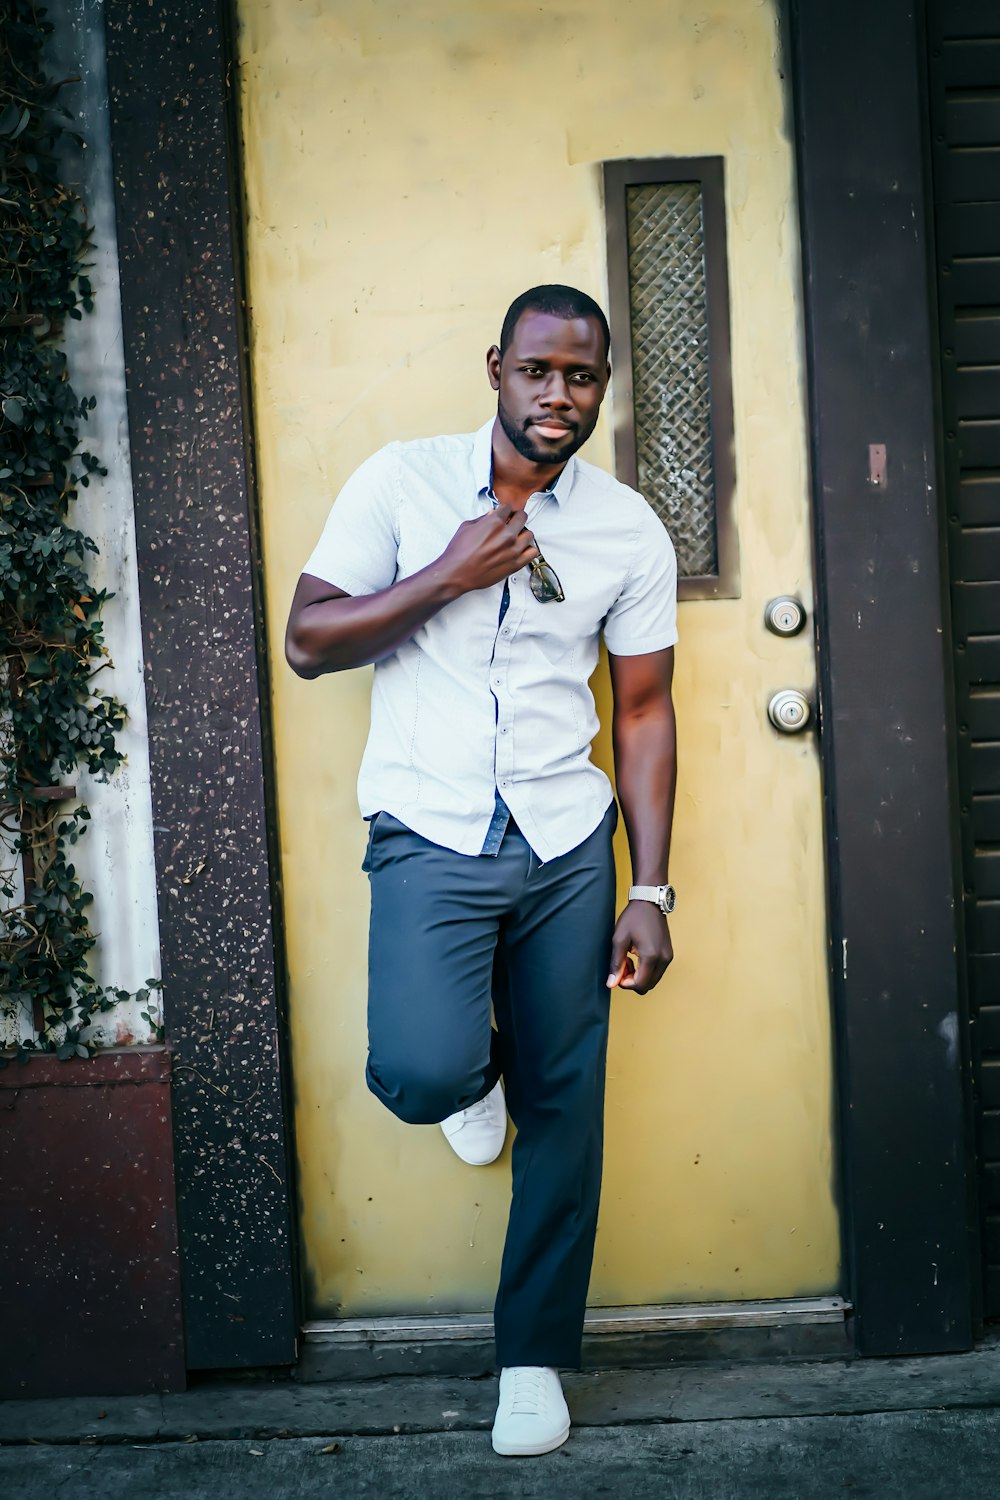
[625,181,718,577]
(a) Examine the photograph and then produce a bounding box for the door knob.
[768,689,811,733]
[764,596,807,637]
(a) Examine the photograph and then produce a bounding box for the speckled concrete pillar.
[102,0,297,1369]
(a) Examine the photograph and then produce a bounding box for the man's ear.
[486,344,502,392]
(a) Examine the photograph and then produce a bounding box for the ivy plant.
[1,1,159,1061]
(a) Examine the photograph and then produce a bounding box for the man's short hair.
[499,284,611,360]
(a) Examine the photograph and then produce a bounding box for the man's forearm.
[612,706,677,885]
[286,561,462,678]
[287,502,540,678]
[606,696,677,993]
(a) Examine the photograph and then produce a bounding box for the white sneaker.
[439,1079,507,1165]
[491,1365,571,1457]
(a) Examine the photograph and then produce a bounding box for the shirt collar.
[472,417,577,506]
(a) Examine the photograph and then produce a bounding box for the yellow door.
[237,0,840,1318]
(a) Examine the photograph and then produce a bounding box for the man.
[286,284,678,1457]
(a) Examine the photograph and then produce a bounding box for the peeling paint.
[11,0,164,1052]
[937,1011,959,1071]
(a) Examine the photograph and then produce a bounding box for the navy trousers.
[363,803,618,1368]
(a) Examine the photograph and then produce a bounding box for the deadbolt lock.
[768,689,812,734]
[764,596,807,637]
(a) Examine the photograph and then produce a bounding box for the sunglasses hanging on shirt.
[528,552,565,603]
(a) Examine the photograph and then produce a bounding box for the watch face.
[660,885,676,915]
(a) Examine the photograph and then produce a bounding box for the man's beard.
[497,397,595,467]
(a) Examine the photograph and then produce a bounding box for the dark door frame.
[921,0,1000,1323]
[100,0,979,1367]
[785,0,979,1352]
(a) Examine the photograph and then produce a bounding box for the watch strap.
[628,883,676,913]
[629,885,662,903]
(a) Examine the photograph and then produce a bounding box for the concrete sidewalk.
[3,1341,1000,1498]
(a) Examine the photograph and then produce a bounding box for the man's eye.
[521,365,543,376]
[571,373,594,385]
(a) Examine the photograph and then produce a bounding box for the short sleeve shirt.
[302,419,678,860]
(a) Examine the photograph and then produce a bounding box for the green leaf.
[0,29,131,1055]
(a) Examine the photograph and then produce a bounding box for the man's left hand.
[607,900,673,993]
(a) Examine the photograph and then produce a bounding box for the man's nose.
[540,375,573,408]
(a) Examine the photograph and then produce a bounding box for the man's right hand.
[286,504,540,678]
[437,504,539,595]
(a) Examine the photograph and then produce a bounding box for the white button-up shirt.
[302,420,678,861]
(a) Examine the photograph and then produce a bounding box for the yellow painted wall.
[237,0,841,1316]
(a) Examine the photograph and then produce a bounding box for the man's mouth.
[531,421,575,440]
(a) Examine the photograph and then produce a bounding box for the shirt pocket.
[519,586,615,666]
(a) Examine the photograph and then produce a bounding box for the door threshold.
[297,1297,853,1381]
[303,1296,850,1343]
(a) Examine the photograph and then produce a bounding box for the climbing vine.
[0,1,158,1059]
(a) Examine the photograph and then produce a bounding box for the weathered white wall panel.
[40,0,162,1046]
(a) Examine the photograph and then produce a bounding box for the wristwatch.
[628,884,676,916]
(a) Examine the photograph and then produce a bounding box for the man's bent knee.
[366,1056,484,1125]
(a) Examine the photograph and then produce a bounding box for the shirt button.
[501,727,507,734]
[501,781,508,788]
[494,678,501,686]
[501,628,510,636]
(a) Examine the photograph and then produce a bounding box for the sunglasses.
[528,552,565,603]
